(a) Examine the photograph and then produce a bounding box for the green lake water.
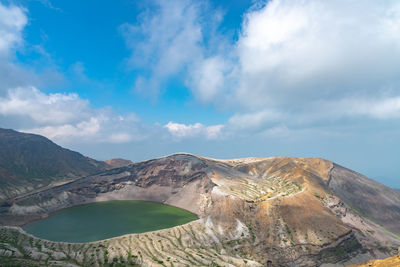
[22,200,198,243]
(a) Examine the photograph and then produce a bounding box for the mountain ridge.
[0,128,109,202]
[1,152,399,266]
[0,130,399,266]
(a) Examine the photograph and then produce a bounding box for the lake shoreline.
[22,200,199,243]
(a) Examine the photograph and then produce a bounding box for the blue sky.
[14,0,251,123]
[0,0,400,188]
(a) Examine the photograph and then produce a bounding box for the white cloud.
[26,117,101,140]
[228,109,282,131]
[205,124,225,139]
[0,3,27,57]
[0,2,64,94]
[1,87,227,143]
[121,0,205,98]
[187,0,400,131]
[121,0,226,100]
[27,121,136,144]
[164,122,202,138]
[0,87,91,124]
[3,0,400,148]
[0,86,146,144]
[261,125,290,137]
[188,56,231,103]
[108,132,133,143]
[0,1,225,145]
[333,96,400,119]
[164,121,224,139]
[231,0,400,110]
[121,0,400,136]
[0,3,33,94]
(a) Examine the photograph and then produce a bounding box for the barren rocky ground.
[1,153,399,266]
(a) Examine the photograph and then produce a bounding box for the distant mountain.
[0,128,108,201]
[104,158,132,168]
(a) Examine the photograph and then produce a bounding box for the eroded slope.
[1,154,399,266]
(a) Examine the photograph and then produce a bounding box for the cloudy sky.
[0,0,400,188]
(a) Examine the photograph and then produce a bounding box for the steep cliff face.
[1,154,399,266]
[0,128,108,201]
